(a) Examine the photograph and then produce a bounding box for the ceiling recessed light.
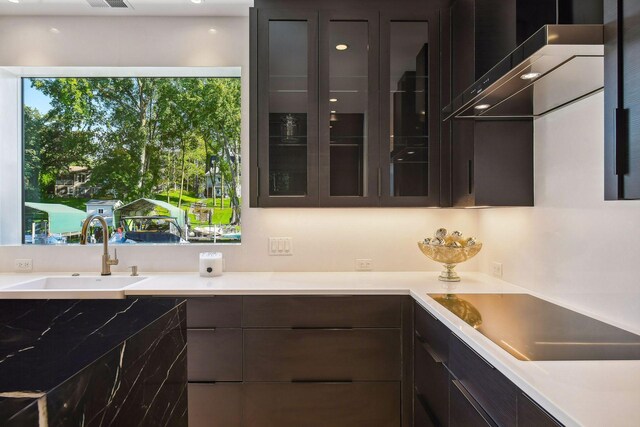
[335,44,348,51]
[520,72,541,80]
[407,151,415,154]
[191,0,202,3]
[49,27,60,34]
[474,104,491,110]
[397,158,404,161]
[8,0,20,4]
[329,98,338,102]
[330,110,336,113]
[208,28,217,34]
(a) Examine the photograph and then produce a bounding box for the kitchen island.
[0,298,187,426]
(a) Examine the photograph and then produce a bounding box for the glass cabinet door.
[380,13,440,206]
[257,10,318,206]
[318,12,379,206]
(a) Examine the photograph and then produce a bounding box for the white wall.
[0,68,22,246]
[0,16,478,273]
[477,92,640,332]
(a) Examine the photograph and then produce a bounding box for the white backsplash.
[477,92,640,331]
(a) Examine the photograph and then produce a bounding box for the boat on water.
[115,215,189,244]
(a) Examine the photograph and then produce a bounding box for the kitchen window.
[22,76,241,245]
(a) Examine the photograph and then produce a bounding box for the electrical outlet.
[492,262,503,278]
[356,259,373,271]
[268,237,293,256]
[15,259,33,272]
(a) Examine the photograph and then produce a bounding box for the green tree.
[26,77,241,226]
[23,102,94,200]
[184,78,242,224]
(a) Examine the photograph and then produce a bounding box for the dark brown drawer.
[450,379,496,427]
[414,301,450,363]
[448,334,517,427]
[187,329,242,382]
[244,329,401,381]
[414,391,438,427]
[414,337,449,427]
[188,383,241,427]
[243,382,401,427]
[243,295,402,327]
[518,392,563,427]
[187,297,242,328]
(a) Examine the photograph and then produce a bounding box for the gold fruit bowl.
[417,241,483,282]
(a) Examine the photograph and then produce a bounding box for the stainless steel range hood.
[443,25,604,120]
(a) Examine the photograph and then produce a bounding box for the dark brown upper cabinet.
[250,3,442,207]
[379,12,441,207]
[448,0,534,207]
[605,0,640,200]
[319,11,380,206]
[253,9,319,207]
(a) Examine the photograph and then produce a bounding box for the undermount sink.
[6,276,147,290]
[0,276,148,299]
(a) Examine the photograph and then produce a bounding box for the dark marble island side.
[0,298,187,426]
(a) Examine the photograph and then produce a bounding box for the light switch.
[269,237,293,256]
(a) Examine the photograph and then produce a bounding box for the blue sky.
[23,79,52,114]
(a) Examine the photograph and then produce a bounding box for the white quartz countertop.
[0,271,637,427]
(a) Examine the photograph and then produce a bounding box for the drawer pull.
[452,380,498,427]
[415,331,444,364]
[521,393,562,426]
[314,294,355,298]
[291,379,353,383]
[188,327,217,331]
[291,326,354,330]
[415,387,441,427]
[454,335,495,370]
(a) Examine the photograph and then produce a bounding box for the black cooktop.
[428,293,640,361]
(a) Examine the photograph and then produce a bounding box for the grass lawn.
[36,196,87,211]
[155,190,235,209]
[154,190,239,226]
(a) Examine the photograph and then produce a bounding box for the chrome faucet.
[80,214,119,276]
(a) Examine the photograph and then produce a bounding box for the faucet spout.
[80,214,119,276]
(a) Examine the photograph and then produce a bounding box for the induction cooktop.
[428,293,640,361]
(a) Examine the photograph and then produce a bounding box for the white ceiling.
[0,0,253,17]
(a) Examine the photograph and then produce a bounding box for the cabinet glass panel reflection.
[389,21,429,197]
[328,20,369,197]
[268,20,309,196]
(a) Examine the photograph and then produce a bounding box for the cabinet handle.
[415,387,441,427]
[520,393,562,426]
[615,108,629,176]
[292,379,353,383]
[415,330,444,364]
[468,159,474,194]
[377,167,381,197]
[187,327,217,331]
[291,326,353,330]
[453,334,495,370]
[615,0,628,179]
[452,379,498,427]
[256,166,261,194]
